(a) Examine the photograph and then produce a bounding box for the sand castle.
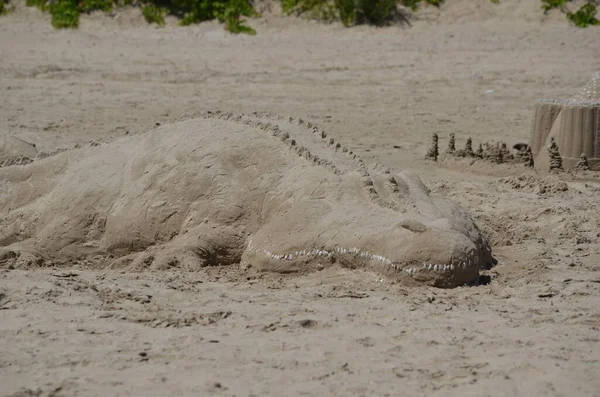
[548,137,563,171]
[438,133,536,168]
[576,153,590,171]
[446,133,456,154]
[425,132,439,161]
[530,72,600,171]
[0,112,493,288]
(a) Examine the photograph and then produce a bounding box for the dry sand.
[1,0,600,396]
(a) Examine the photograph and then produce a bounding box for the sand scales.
[530,72,600,171]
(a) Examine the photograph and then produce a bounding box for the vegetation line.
[0,0,598,32]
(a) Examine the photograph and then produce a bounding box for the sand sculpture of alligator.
[0,111,493,288]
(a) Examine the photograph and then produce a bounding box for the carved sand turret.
[548,137,563,171]
[530,72,600,171]
[476,143,483,158]
[464,138,474,157]
[455,137,474,158]
[446,133,456,154]
[500,142,512,161]
[524,146,534,168]
[494,143,504,164]
[425,133,439,161]
[575,153,590,171]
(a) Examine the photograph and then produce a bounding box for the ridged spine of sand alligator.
[153,110,404,211]
[0,149,68,168]
[241,111,401,209]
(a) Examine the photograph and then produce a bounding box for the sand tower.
[530,72,600,171]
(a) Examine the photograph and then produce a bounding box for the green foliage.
[281,0,336,21]
[334,0,356,25]
[79,0,114,12]
[220,0,258,34]
[284,0,398,26]
[541,0,567,14]
[49,0,80,28]
[142,3,165,25]
[281,0,298,13]
[354,0,397,25]
[25,0,114,27]
[23,0,258,33]
[20,0,599,32]
[539,0,599,27]
[175,0,257,34]
[567,3,599,27]
[0,1,6,15]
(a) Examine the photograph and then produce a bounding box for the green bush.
[79,0,115,12]
[355,0,397,25]
[49,0,80,28]
[281,0,297,13]
[538,0,599,27]
[283,0,449,26]
[541,0,567,14]
[142,3,165,25]
[567,3,599,27]
[334,0,356,25]
[285,0,398,26]
[281,0,336,21]
[23,0,258,33]
[19,0,600,32]
[0,1,6,15]
[176,0,258,34]
[213,0,258,34]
